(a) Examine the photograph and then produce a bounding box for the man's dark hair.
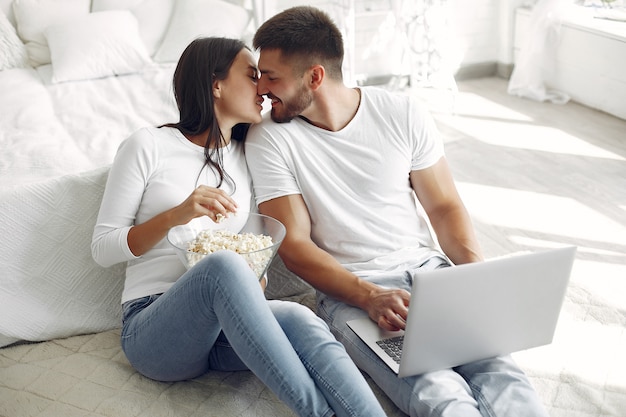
[253,6,344,80]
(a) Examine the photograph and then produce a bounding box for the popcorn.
[186,229,274,277]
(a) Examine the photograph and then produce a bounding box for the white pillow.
[0,9,28,70]
[44,10,152,83]
[154,0,251,63]
[12,0,91,66]
[0,0,16,26]
[91,0,175,56]
[0,167,125,344]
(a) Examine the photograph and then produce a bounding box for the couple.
[92,6,548,417]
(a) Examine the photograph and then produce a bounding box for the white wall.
[448,0,530,67]
[258,0,530,80]
[257,1,626,119]
[448,0,500,67]
[513,6,626,120]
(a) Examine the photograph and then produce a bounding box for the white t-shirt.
[245,87,445,276]
[92,126,252,303]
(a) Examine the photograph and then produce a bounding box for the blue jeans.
[317,257,550,417]
[121,250,386,417]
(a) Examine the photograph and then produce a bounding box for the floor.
[426,76,626,416]
[429,77,626,263]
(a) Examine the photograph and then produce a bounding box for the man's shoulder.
[361,86,426,117]
[247,113,300,142]
[361,86,409,102]
[249,113,277,135]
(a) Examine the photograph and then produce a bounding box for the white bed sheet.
[0,62,178,188]
[0,67,89,187]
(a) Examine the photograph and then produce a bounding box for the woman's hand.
[172,185,238,226]
[127,186,238,257]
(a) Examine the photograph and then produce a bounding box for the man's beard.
[270,85,313,123]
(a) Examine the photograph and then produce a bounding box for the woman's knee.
[174,250,260,309]
[197,249,246,271]
[271,301,328,332]
[192,250,255,284]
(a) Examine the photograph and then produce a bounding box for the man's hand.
[367,286,411,331]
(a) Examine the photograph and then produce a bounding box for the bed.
[0,0,623,416]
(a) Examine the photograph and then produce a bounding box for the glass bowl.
[167,212,286,279]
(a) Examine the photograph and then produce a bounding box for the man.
[245,6,549,417]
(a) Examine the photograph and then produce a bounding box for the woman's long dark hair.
[162,37,249,190]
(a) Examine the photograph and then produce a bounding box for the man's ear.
[308,65,325,91]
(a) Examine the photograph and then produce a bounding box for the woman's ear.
[212,79,222,99]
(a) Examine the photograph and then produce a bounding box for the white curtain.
[507,0,571,104]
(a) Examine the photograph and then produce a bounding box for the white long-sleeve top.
[92,126,252,303]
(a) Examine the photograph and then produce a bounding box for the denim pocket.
[122,294,161,326]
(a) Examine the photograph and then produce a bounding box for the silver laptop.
[347,246,576,378]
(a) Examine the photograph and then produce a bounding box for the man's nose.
[257,77,268,95]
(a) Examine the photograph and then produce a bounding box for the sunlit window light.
[457,182,626,246]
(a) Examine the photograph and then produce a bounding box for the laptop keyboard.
[376,335,404,364]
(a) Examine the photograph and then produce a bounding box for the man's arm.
[410,157,484,265]
[259,194,411,331]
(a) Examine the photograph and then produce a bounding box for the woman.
[91,37,387,417]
